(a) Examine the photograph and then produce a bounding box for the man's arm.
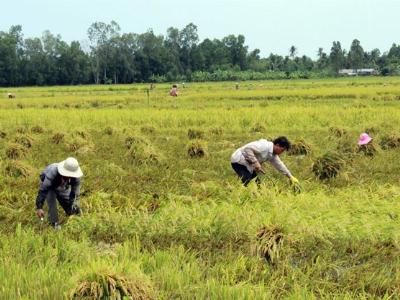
[269,155,293,178]
[35,176,52,209]
[69,178,81,210]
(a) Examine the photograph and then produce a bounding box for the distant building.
[339,68,378,76]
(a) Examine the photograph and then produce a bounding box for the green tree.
[316,47,329,69]
[329,41,345,74]
[87,21,121,83]
[348,39,364,69]
[289,45,297,59]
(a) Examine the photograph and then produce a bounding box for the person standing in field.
[231,136,299,187]
[357,132,373,147]
[170,84,178,97]
[35,157,83,228]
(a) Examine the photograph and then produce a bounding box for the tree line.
[1,21,400,86]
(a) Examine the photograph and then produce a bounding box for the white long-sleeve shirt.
[231,139,292,177]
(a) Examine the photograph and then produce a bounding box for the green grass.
[0,77,400,299]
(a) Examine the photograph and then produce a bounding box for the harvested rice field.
[0,77,399,299]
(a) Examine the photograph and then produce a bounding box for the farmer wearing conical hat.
[231,136,299,187]
[35,157,83,228]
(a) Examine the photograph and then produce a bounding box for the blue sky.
[1,0,399,58]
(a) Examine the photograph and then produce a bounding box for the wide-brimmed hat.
[57,157,83,178]
[358,133,373,145]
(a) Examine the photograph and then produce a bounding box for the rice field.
[0,77,399,299]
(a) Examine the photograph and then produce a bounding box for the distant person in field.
[35,157,83,228]
[231,136,299,187]
[357,132,372,147]
[170,84,178,97]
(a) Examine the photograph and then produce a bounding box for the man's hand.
[253,162,265,174]
[289,176,302,194]
[289,176,299,185]
[71,204,81,215]
[36,209,45,219]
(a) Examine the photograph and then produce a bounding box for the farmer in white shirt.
[231,136,299,186]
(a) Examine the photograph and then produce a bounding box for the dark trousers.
[46,190,75,224]
[231,163,260,186]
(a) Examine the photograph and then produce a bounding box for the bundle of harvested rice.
[31,125,45,134]
[52,133,65,144]
[357,142,378,157]
[125,136,147,149]
[4,160,33,178]
[71,272,156,300]
[288,139,312,156]
[126,140,161,164]
[329,127,347,138]
[312,153,345,180]
[253,226,284,264]
[5,143,27,159]
[14,134,34,148]
[379,134,400,150]
[103,126,114,136]
[187,140,207,158]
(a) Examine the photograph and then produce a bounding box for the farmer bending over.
[231,136,299,187]
[35,157,83,228]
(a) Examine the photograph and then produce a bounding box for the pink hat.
[358,133,372,145]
